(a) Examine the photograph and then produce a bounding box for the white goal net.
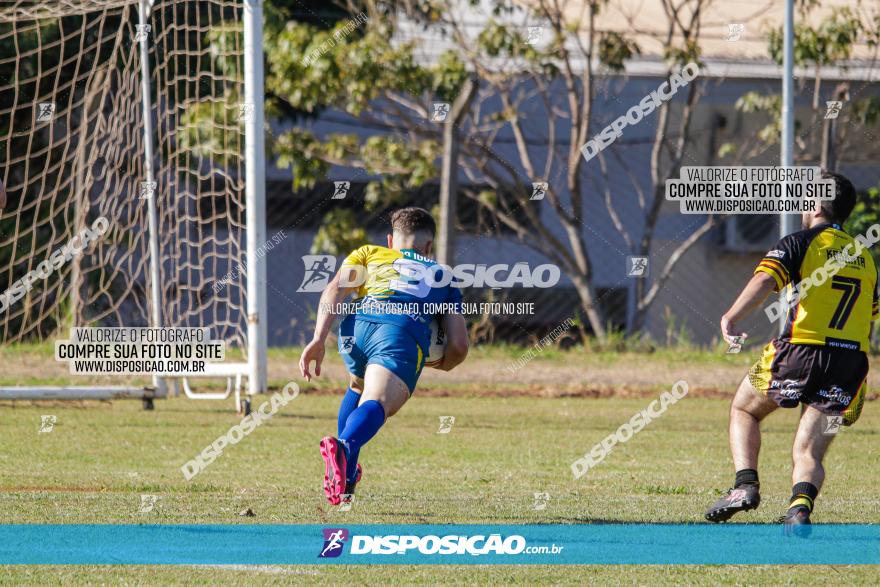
[0,0,266,403]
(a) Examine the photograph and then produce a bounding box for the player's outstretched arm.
[434,313,469,371]
[299,267,358,381]
[720,272,777,344]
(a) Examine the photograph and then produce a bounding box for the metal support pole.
[778,0,796,335]
[244,0,268,394]
[137,0,166,393]
[821,84,849,172]
[780,0,796,238]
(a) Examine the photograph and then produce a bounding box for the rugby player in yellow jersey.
[705,171,878,531]
[299,207,469,505]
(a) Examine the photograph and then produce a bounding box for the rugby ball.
[425,317,446,367]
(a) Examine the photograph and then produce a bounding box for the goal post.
[243,0,268,397]
[136,0,165,396]
[0,0,268,409]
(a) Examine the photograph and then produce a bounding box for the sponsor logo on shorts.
[770,379,802,399]
[818,385,851,406]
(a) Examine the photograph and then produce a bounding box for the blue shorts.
[338,315,426,393]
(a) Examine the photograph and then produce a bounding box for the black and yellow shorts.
[748,339,868,426]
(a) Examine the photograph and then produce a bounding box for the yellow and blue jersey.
[341,244,463,345]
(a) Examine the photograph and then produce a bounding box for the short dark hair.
[390,207,436,237]
[820,170,856,224]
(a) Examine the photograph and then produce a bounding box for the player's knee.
[731,381,774,420]
[730,393,755,417]
[375,393,405,419]
[382,401,399,419]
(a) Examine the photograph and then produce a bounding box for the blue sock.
[337,388,361,437]
[345,445,361,485]
[339,400,385,483]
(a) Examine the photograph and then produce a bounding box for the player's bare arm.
[299,266,358,381]
[432,313,468,371]
[720,272,778,344]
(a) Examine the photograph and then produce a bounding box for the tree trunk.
[570,272,607,341]
[437,75,477,264]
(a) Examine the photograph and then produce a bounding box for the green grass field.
[1,346,879,584]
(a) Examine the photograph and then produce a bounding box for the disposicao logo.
[317,528,563,558]
[319,528,349,558]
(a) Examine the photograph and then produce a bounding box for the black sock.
[735,469,759,487]
[789,482,818,512]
